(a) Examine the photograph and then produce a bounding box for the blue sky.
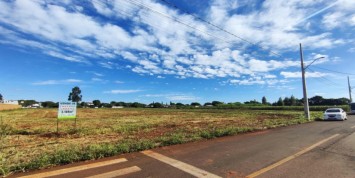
[0,0,354,104]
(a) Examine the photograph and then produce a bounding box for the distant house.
[31,103,40,108]
[84,102,94,108]
[112,106,124,109]
[1,100,19,105]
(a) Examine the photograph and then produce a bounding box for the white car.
[323,108,347,121]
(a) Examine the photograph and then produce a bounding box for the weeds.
[200,127,254,139]
[0,108,320,176]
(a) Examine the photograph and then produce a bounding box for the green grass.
[0,108,321,176]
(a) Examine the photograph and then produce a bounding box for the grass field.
[0,108,322,176]
[0,104,21,111]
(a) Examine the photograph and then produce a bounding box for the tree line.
[8,86,352,108]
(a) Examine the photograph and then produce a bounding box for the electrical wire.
[307,68,343,87]
[120,0,289,62]
[158,0,284,57]
[310,66,355,76]
[122,0,236,44]
[94,0,237,52]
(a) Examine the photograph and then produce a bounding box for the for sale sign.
[58,102,77,120]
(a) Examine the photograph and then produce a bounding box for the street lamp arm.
[304,56,325,70]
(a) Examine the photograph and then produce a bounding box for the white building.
[1,100,19,105]
[112,106,124,109]
[31,103,40,108]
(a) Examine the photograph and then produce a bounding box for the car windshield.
[326,109,341,113]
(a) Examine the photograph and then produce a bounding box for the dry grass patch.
[0,104,20,111]
[0,108,322,176]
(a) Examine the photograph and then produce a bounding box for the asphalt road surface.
[13,115,355,178]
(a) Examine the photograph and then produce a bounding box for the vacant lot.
[0,104,21,111]
[0,108,321,176]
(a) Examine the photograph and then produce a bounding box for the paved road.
[13,115,355,178]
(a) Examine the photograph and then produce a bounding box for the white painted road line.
[85,166,141,178]
[142,150,222,178]
[19,158,128,178]
[246,134,340,178]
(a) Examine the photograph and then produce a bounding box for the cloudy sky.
[0,0,354,104]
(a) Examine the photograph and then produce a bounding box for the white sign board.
[58,102,77,120]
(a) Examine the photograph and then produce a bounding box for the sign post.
[57,102,77,134]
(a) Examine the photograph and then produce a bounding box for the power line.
[122,0,236,44]
[158,0,283,57]
[95,0,248,53]
[307,68,343,87]
[121,0,285,61]
[310,66,355,76]
[311,77,343,89]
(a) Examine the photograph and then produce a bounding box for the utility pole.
[300,43,310,120]
[348,76,352,103]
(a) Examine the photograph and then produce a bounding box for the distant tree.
[131,102,146,108]
[20,100,37,107]
[117,102,126,106]
[262,96,267,105]
[80,102,87,108]
[290,95,297,106]
[244,100,261,105]
[101,103,112,108]
[148,102,163,108]
[191,102,201,106]
[212,101,223,106]
[68,86,82,103]
[110,101,116,106]
[41,101,58,108]
[277,97,284,106]
[203,102,212,106]
[93,100,101,107]
[176,103,185,107]
[231,102,242,106]
[297,99,304,106]
[284,97,291,106]
[309,95,324,105]
[153,102,163,108]
[338,97,350,105]
[0,93,3,101]
[175,103,185,109]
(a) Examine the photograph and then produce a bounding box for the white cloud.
[280,71,328,78]
[0,0,350,82]
[227,75,287,86]
[104,90,142,94]
[49,50,80,60]
[143,93,199,101]
[92,0,113,16]
[167,95,199,101]
[264,74,277,79]
[322,12,345,29]
[114,81,124,84]
[99,61,115,69]
[93,72,104,77]
[91,78,103,82]
[32,79,82,85]
[248,59,299,72]
[230,79,266,85]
